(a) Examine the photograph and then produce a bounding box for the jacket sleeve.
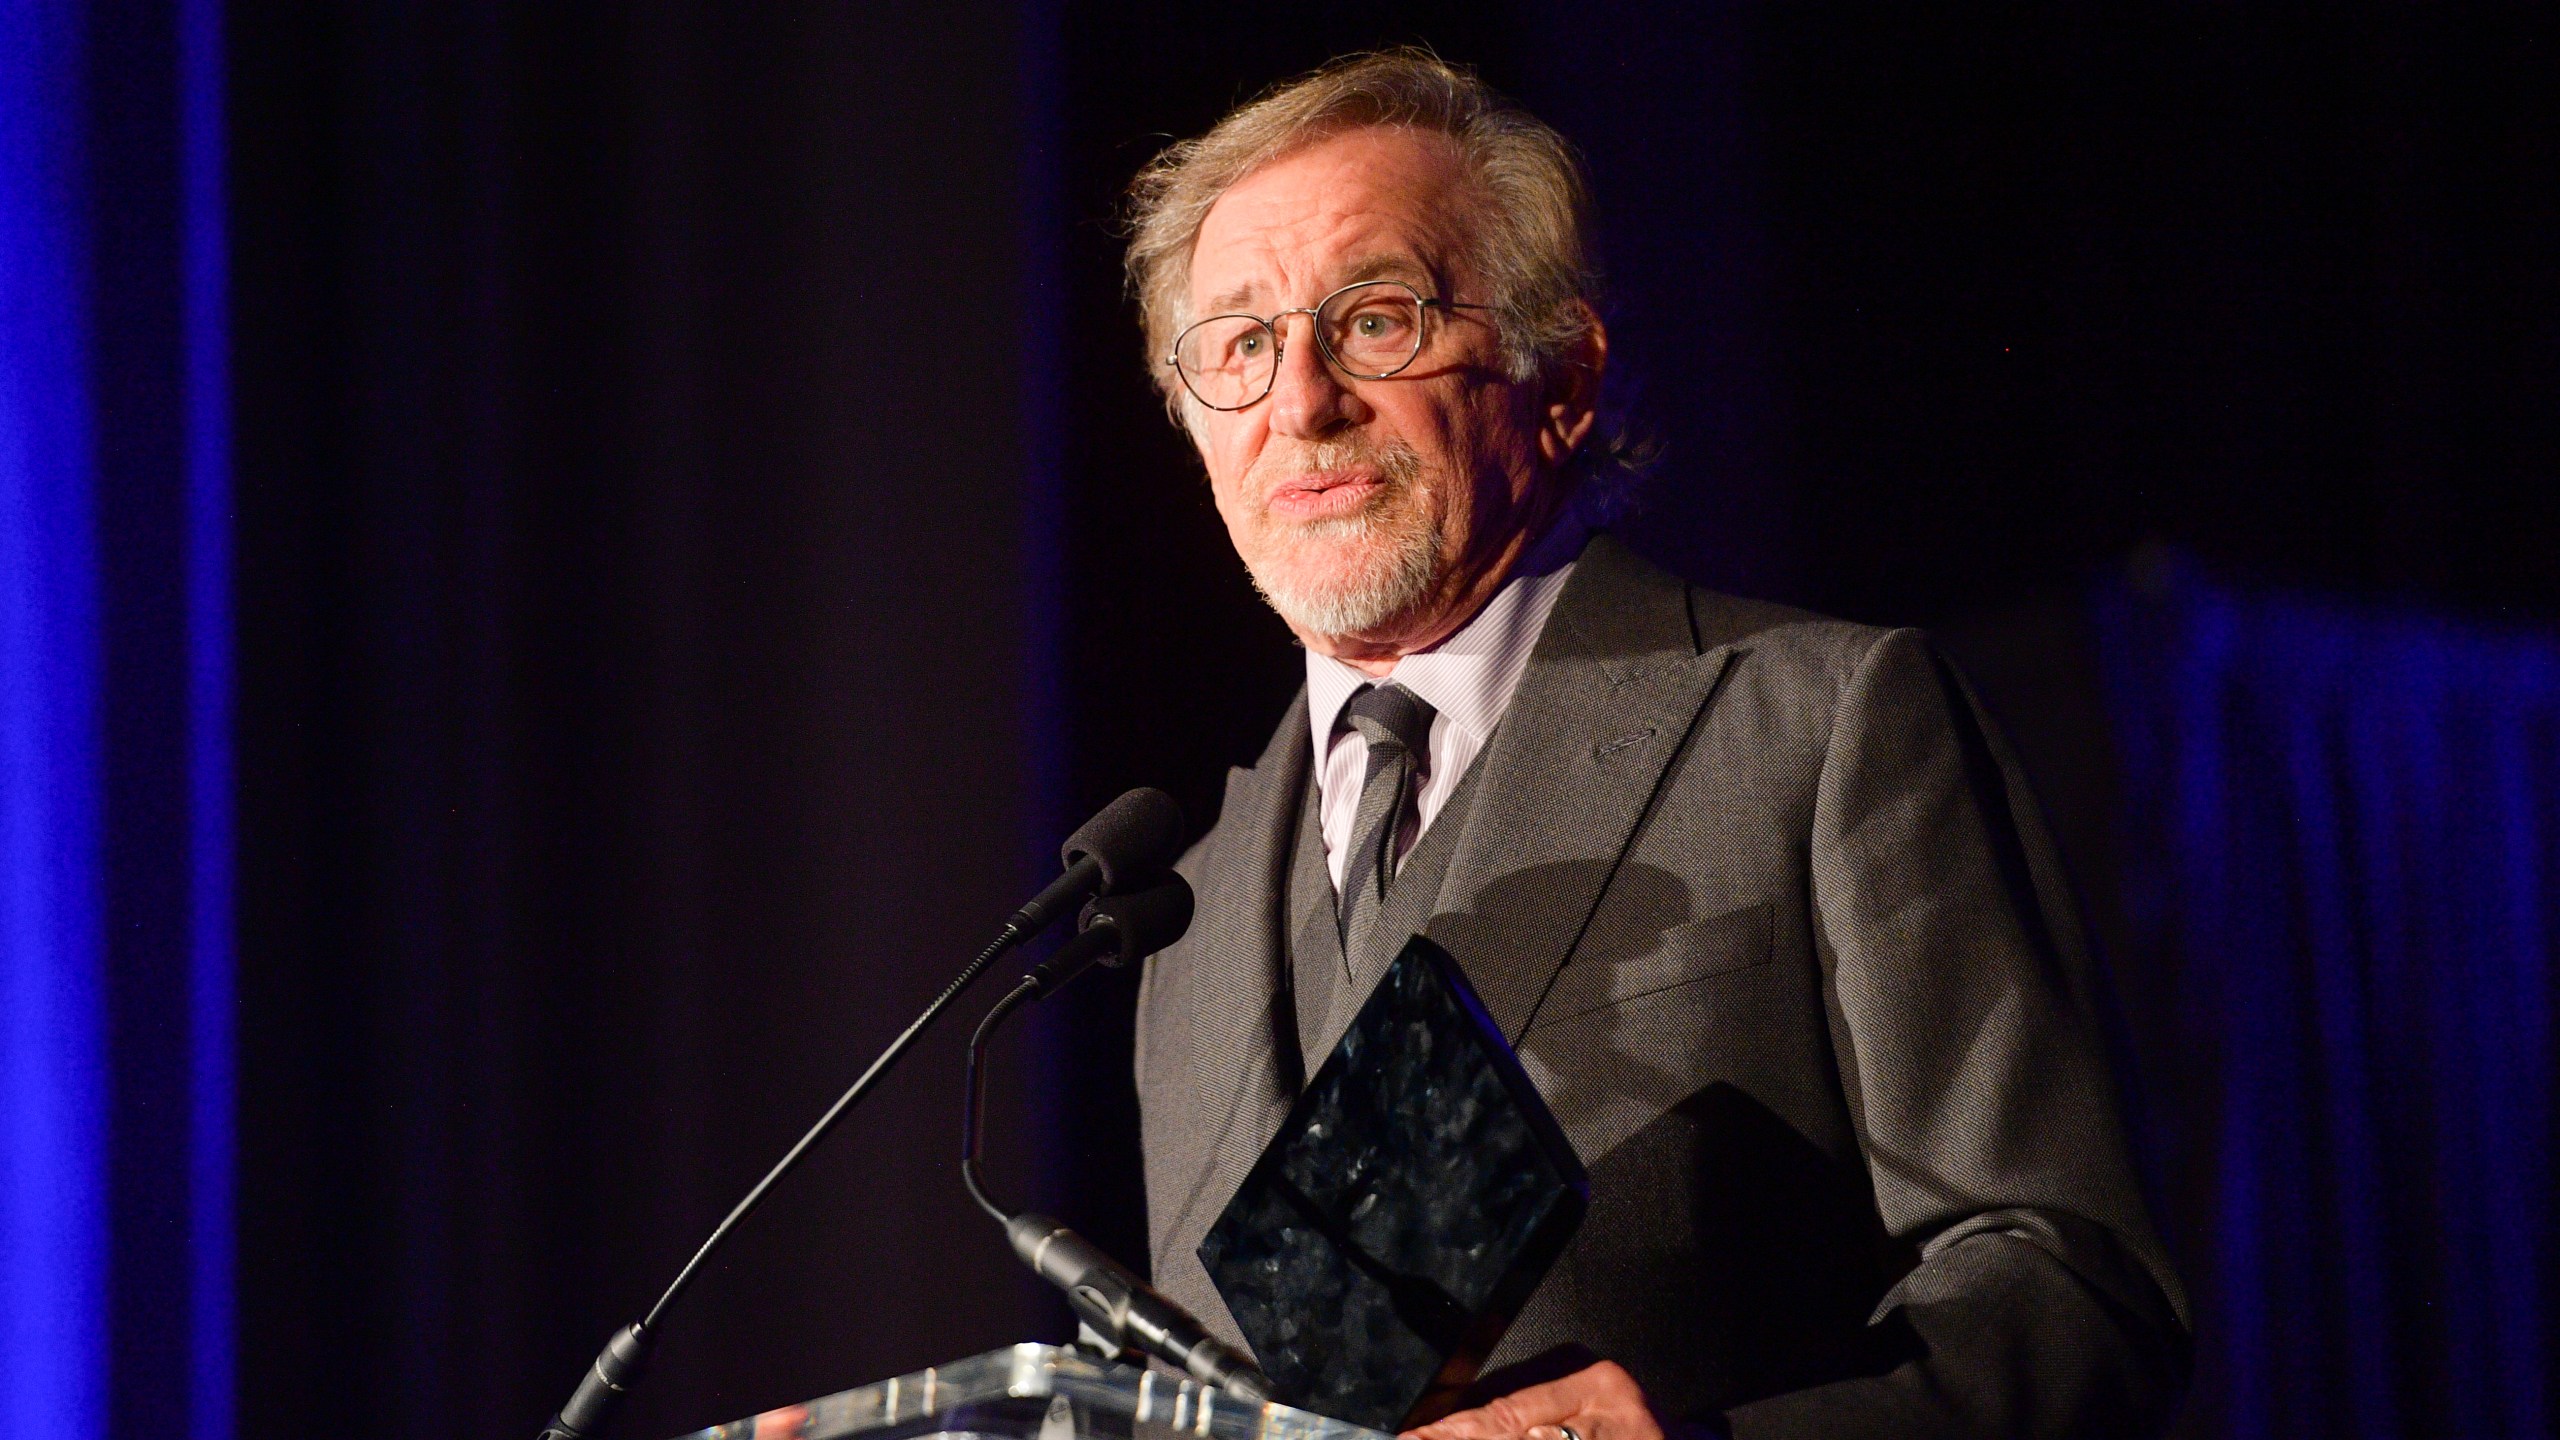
[1725,627,2191,1440]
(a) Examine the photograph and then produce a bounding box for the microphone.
[1007,1213,1273,1402]
[1008,787,1185,939]
[1020,873,1195,1000]
[957,874,1276,1403]
[538,789,1185,1440]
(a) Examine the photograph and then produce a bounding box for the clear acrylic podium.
[673,1344,1390,1440]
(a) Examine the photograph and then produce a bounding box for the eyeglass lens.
[1174,282,1426,410]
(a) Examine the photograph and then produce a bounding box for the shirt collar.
[1304,514,1587,760]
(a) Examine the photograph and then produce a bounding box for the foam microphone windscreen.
[1060,787,1184,892]
[1081,873,1194,965]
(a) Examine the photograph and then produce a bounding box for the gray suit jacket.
[1134,534,2190,1438]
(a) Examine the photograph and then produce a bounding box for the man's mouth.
[1267,467,1386,522]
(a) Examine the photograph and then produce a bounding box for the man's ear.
[1536,303,1607,469]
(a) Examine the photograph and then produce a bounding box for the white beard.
[1248,504,1443,639]
[1238,439,1443,640]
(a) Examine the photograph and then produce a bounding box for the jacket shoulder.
[1689,587,1881,659]
[1581,531,1894,681]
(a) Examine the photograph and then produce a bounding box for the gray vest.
[1284,750,1489,1077]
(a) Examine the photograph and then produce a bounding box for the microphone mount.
[537,788,1184,1440]
[958,878,1274,1404]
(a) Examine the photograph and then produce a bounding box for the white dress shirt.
[1305,519,1584,891]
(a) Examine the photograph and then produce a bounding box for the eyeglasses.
[1165,279,1492,412]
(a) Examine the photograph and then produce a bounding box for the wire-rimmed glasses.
[1165,278,1491,412]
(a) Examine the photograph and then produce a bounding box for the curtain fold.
[1,1,231,1434]
[2097,557,2558,1439]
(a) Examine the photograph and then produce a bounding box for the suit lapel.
[1426,534,1740,1041]
[1221,692,1309,1096]
[1156,690,1310,1260]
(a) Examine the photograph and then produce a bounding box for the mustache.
[1247,437,1425,491]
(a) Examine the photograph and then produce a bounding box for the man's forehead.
[1187,127,1475,308]
[1198,253,1443,316]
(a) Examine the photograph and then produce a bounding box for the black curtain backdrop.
[227,3,2559,1437]
[231,6,1066,1437]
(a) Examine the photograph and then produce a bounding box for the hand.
[1400,1360,1667,1440]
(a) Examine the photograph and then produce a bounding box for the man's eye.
[1233,332,1266,359]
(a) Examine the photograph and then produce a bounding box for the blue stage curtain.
[2097,558,2558,1439]
[0,0,230,1434]
[3,0,110,1427]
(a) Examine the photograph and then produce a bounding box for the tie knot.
[1343,683,1436,762]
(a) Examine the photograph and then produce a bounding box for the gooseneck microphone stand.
[958,876,1276,1403]
[537,788,1184,1440]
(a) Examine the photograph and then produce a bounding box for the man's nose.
[1265,313,1358,438]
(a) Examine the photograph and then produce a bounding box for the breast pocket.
[1528,900,1775,1031]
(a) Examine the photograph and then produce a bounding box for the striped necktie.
[1337,683,1437,955]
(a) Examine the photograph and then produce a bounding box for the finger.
[1403,1400,1558,1440]
[1401,1410,1511,1440]
[1470,1374,1587,1432]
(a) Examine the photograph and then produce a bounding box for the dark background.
[212,3,2556,1437]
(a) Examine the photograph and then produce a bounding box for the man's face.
[1182,126,1577,656]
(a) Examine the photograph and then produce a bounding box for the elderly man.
[1126,52,2189,1440]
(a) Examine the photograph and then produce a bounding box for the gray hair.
[1123,49,1652,508]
